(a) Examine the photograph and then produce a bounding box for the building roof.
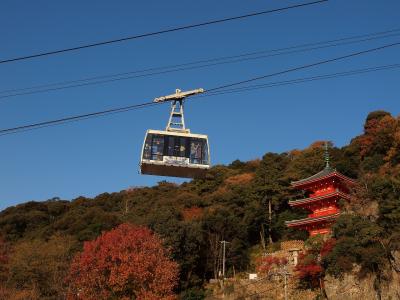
[291,166,355,188]
[291,142,356,188]
[285,212,340,227]
[288,190,350,207]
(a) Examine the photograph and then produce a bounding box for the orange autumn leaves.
[224,173,254,186]
[359,113,400,162]
[182,206,204,221]
[67,224,179,300]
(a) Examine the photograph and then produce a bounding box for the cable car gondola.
[140,88,210,178]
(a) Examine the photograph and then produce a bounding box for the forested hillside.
[0,110,399,299]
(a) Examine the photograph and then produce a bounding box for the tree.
[355,111,397,172]
[202,207,248,279]
[0,236,10,297]
[296,254,323,289]
[296,236,335,291]
[67,223,179,300]
[0,237,8,281]
[7,234,76,299]
[257,256,287,275]
[323,215,386,277]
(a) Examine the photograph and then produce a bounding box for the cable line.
[4,26,399,94]
[1,63,398,136]
[206,41,400,92]
[0,42,399,136]
[199,64,400,97]
[0,0,327,65]
[1,28,399,100]
[0,101,158,135]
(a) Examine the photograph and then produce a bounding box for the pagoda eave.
[288,191,350,207]
[291,171,356,189]
[285,212,340,227]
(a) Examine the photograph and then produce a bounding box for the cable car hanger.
[154,88,204,133]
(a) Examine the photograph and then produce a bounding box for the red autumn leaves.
[257,256,288,275]
[295,238,336,288]
[67,224,179,300]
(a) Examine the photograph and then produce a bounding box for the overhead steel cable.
[0,41,399,136]
[205,41,400,92]
[2,28,399,94]
[1,63,398,136]
[0,102,164,136]
[198,64,400,97]
[0,101,158,135]
[1,28,399,100]
[0,0,328,65]
[3,63,398,137]
[3,26,400,95]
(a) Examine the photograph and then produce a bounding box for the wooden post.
[260,225,266,252]
[268,198,273,244]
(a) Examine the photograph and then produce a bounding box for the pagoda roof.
[288,190,350,207]
[285,212,340,227]
[291,166,355,188]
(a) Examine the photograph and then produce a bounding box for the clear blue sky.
[1,0,399,210]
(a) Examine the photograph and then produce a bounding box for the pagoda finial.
[324,141,330,168]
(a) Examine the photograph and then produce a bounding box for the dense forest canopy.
[0,110,399,299]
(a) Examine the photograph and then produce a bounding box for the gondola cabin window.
[167,136,188,158]
[143,133,209,166]
[190,138,208,165]
[143,134,164,161]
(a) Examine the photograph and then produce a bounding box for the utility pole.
[278,264,290,300]
[262,194,273,244]
[268,197,273,244]
[220,240,230,299]
[283,265,288,300]
[269,264,290,300]
[220,241,230,279]
[260,224,266,252]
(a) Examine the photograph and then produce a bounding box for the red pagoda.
[285,143,355,236]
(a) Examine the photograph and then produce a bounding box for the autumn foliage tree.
[257,256,288,276]
[296,253,323,289]
[295,236,336,290]
[67,223,179,300]
[7,234,76,298]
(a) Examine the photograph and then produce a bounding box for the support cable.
[0,0,328,65]
[196,64,400,98]
[0,42,399,136]
[0,28,399,100]
[205,41,400,93]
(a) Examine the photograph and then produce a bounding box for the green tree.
[324,215,385,277]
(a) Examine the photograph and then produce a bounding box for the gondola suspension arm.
[153,88,204,133]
